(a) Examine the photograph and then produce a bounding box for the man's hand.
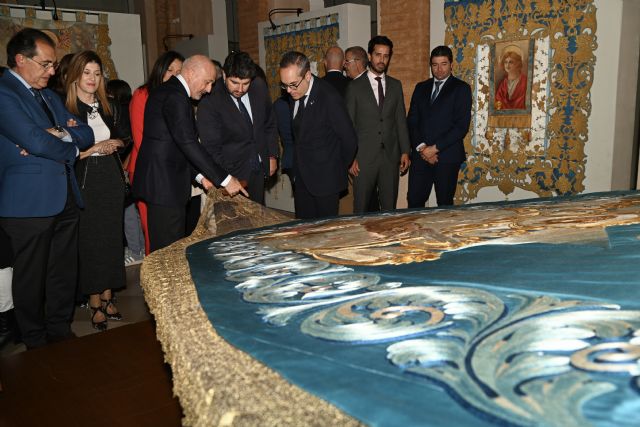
[399,153,410,174]
[224,176,249,198]
[201,177,214,191]
[269,157,278,177]
[420,145,439,164]
[349,159,360,177]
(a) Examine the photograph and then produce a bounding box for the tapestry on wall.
[263,14,339,101]
[0,5,117,79]
[444,0,596,202]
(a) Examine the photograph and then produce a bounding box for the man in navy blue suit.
[0,28,93,348]
[407,45,472,207]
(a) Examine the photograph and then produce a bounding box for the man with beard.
[197,51,278,204]
[345,35,411,213]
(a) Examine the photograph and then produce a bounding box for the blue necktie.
[237,98,252,125]
[430,81,442,104]
[31,88,55,126]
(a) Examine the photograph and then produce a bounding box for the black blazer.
[322,70,350,98]
[197,77,277,181]
[406,75,472,164]
[132,76,227,207]
[291,76,357,197]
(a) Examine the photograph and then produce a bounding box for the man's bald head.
[324,46,344,72]
[181,54,217,100]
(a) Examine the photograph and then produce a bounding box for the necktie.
[292,95,306,140]
[31,88,55,126]
[236,98,252,125]
[430,81,442,105]
[375,76,384,111]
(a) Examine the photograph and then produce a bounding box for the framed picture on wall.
[488,38,534,128]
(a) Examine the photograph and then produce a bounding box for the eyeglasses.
[26,56,58,71]
[280,77,305,91]
[344,59,360,65]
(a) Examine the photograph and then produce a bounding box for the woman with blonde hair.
[494,46,527,110]
[65,50,130,331]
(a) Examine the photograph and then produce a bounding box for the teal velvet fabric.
[188,192,640,426]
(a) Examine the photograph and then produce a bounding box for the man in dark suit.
[197,52,278,205]
[279,51,357,219]
[407,45,472,207]
[346,35,411,214]
[0,28,94,349]
[321,46,349,97]
[133,55,247,251]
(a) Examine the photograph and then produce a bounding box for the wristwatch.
[53,125,65,133]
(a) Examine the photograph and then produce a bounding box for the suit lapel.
[5,72,54,125]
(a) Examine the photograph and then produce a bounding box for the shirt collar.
[303,75,314,99]
[434,75,450,86]
[367,70,385,80]
[176,74,190,97]
[9,69,32,90]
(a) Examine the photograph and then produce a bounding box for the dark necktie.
[292,95,306,140]
[236,98,252,125]
[430,81,442,105]
[375,76,384,111]
[31,88,55,126]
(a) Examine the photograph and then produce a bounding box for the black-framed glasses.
[280,77,304,90]
[26,56,58,71]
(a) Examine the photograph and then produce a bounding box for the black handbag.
[113,153,133,205]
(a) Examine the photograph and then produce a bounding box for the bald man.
[133,54,247,251]
[321,46,349,97]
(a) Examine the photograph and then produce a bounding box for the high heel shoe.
[101,298,122,321]
[90,306,107,332]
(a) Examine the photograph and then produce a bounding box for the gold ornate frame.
[447,0,597,202]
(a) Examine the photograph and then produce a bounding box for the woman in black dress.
[65,51,130,331]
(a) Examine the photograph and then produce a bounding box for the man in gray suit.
[345,35,410,213]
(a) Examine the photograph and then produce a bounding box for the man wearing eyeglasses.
[344,46,368,80]
[0,28,93,349]
[279,51,357,219]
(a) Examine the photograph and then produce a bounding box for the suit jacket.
[407,75,472,164]
[292,76,357,197]
[322,70,350,97]
[0,71,93,217]
[273,95,293,171]
[197,77,277,181]
[345,73,410,166]
[132,76,227,207]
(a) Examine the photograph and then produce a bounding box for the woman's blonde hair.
[65,50,111,117]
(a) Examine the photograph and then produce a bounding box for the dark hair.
[368,35,393,56]
[6,28,55,68]
[222,51,256,80]
[143,50,185,91]
[47,52,74,96]
[107,79,132,105]
[0,66,7,77]
[430,45,453,63]
[279,51,310,75]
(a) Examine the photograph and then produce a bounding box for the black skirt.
[75,155,125,295]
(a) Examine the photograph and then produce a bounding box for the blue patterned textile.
[188,192,640,426]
